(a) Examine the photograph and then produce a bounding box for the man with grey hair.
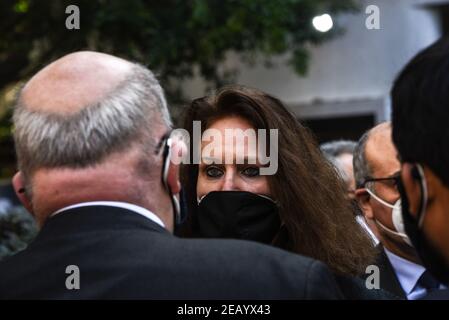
[321,139,378,245]
[321,140,357,199]
[0,51,348,299]
[354,122,444,299]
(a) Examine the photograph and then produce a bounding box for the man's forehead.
[366,129,400,175]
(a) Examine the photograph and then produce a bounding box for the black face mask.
[398,165,449,284]
[196,191,281,244]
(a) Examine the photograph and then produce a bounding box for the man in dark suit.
[354,122,446,299]
[0,51,353,299]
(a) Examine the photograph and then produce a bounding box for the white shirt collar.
[384,247,426,295]
[51,201,165,228]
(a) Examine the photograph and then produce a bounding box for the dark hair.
[392,37,449,187]
[179,85,376,276]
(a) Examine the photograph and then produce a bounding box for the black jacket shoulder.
[0,205,345,299]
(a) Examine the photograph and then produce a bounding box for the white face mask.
[365,188,413,246]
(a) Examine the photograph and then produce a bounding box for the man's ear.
[355,188,374,220]
[167,162,181,195]
[401,163,421,218]
[12,172,33,214]
[166,138,187,195]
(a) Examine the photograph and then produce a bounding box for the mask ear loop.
[197,194,206,204]
[365,187,409,239]
[365,187,396,208]
[414,164,428,228]
[161,135,181,225]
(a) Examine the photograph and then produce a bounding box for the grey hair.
[13,63,172,179]
[320,140,356,185]
[353,131,371,189]
[320,140,356,158]
[326,156,350,185]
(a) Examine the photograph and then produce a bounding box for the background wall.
[181,0,443,142]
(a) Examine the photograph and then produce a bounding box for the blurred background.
[0,0,446,257]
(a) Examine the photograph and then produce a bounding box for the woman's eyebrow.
[201,156,223,164]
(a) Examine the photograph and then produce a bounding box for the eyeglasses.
[360,174,401,190]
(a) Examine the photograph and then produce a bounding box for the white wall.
[181,0,442,119]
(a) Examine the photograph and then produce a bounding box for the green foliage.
[0,0,358,178]
[0,205,38,260]
[0,0,357,100]
[0,108,15,178]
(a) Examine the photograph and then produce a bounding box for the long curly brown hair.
[178,85,376,276]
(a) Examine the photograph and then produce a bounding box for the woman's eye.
[241,167,260,177]
[205,167,224,178]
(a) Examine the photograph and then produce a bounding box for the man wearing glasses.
[353,122,444,299]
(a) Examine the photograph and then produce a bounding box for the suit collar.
[51,201,165,228]
[375,244,407,299]
[34,205,170,243]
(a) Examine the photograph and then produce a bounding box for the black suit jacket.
[421,289,449,300]
[370,245,407,299]
[0,205,355,299]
